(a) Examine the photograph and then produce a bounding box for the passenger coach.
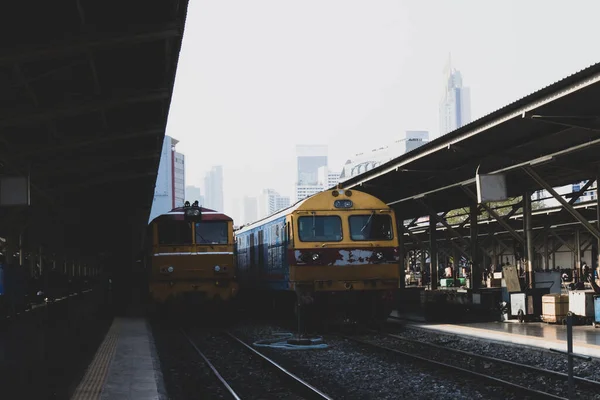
[235,187,400,322]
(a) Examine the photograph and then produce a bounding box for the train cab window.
[349,214,393,241]
[195,221,229,245]
[298,216,342,242]
[157,221,193,245]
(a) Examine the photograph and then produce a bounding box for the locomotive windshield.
[157,221,193,245]
[298,215,342,242]
[195,221,229,244]
[349,214,393,241]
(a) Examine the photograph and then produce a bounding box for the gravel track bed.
[231,322,520,400]
[360,331,599,399]
[151,322,228,400]
[387,321,600,382]
[187,327,307,400]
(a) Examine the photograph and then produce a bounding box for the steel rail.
[223,331,333,400]
[180,328,241,400]
[339,333,566,400]
[380,330,600,391]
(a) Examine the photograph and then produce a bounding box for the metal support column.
[453,244,460,279]
[543,226,549,271]
[524,192,535,288]
[18,233,24,266]
[597,176,600,271]
[470,203,480,290]
[575,229,581,283]
[398,220,405,290]
[429,215,438,290]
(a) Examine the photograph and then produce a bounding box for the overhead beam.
[0,25,182,66]
[75,0,109,133]
[34,153,160,178]
[523,166,600,241]
[79,171,156,189]
[0,90,169,128]
[14,127,164,158]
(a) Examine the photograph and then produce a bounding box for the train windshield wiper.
[197,234,214,249]
[360,211,375,233]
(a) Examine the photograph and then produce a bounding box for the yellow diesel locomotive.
[235,187,400,323]
[145,201,238,311]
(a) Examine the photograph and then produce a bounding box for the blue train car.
[236,216,288,291]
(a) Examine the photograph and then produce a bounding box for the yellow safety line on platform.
[70,318,121,400]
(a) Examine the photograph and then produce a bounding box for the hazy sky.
[165,0,600,217]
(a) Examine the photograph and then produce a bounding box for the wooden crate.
[542,294,569,323]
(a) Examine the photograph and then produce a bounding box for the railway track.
[181,328,333,400]
[339,329,600,400]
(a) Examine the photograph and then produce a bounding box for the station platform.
[390,311,600,359]
[70,315,165,400]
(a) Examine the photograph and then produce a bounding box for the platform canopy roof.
[341,63,600,220]
[0,0,189,261]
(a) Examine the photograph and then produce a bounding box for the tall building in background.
[439,54,471,138]
[257,189,291,219]
[339,131,429,182]
[185,185,205,206]
[317,166,340,189]
[149,136,185,222]
[295,145,328,201]
[203,165,224,211]
[241,196,258,225]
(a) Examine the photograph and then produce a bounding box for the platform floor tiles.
[71,317,165,400]
[407,320,600,359]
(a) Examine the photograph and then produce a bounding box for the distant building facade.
[149,136,185,222]
[241,196,258,225]
[185,185,205,206]
[439,55,471,138]
[295,145,328,201]
[317,166,340,190]
[339,131,429,182]
[257,189,291,219]
[203,165,224,211]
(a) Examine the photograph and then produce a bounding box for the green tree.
[445,196,545,225]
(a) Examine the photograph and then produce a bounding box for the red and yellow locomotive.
[145,201,238,310]
[235,188,400,323]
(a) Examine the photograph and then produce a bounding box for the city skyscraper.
[203,165,224,211]
[295,145,328,201]
[257,189,291,219]
[185,185,205,206]
[149,136,185,222]
[439,54,471,138]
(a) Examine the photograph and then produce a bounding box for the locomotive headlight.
[376,252,384,260]
[312,253,320,261]
[185,209,200,217]
[167,266,174,273]
[214,265,221,272]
